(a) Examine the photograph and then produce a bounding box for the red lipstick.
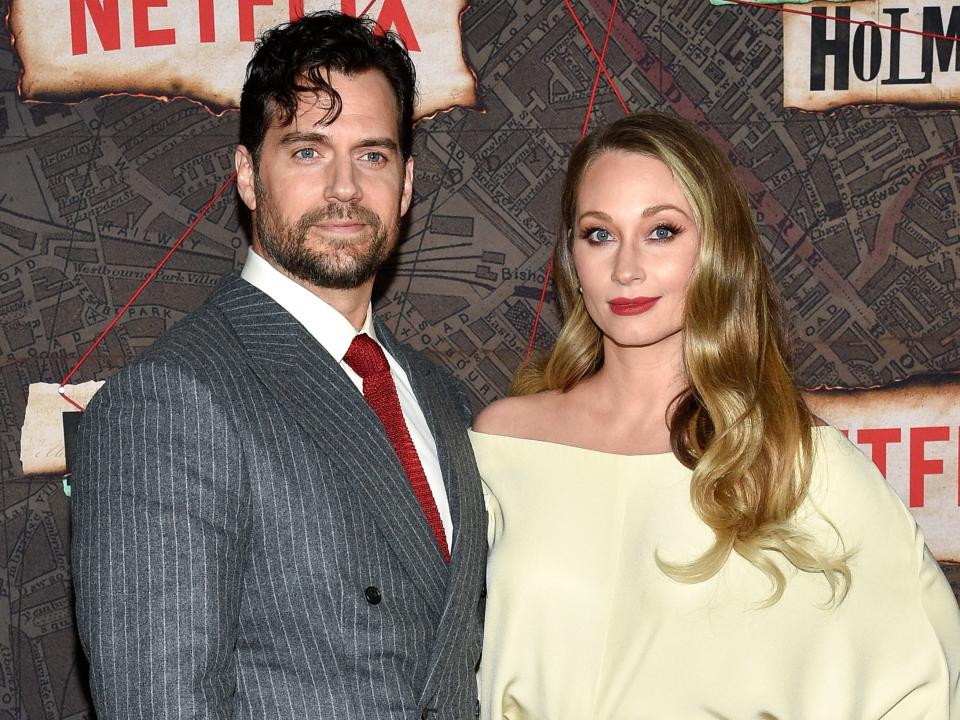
[608,296,659,316]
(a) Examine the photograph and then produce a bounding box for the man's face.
[236,69,414,290]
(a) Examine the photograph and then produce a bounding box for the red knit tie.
[344,334,450,562]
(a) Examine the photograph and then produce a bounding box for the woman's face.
[572,150,700,351]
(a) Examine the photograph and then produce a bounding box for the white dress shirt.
[241,249,452,545]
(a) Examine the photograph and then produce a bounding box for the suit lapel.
[214,276,448,608]
[417,377,486,704]
[378,322,487,705]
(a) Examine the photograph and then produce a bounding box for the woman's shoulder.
[810,424,891,489]
[807,425,920,547]
[810,425,895,499]
[470,393,569,501]
[472,391,563,436]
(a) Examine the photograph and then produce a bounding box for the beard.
[253,180,398,290]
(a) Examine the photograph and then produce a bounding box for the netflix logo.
[806,374,960,562]
[840,425,958,508]
[68,0,421,54]
[11,0,476,117]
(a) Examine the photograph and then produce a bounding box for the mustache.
[299,202,381,228]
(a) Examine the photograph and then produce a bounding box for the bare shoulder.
[473,391,562,437]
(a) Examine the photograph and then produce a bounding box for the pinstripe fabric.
[71,273,486,719]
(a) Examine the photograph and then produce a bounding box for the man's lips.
[314,220,368,233]
[608,296,659,316]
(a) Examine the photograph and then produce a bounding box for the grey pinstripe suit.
[71,273,486,719]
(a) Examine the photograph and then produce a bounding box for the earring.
[578,285,583,294]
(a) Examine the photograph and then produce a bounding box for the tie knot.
[344,333,390,379]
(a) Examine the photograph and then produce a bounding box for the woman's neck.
[566,334,687,454]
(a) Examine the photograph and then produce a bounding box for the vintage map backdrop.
[2,0,960,715]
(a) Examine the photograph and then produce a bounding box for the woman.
[471,111,960,719]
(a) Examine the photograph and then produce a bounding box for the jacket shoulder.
[99,274,251,392]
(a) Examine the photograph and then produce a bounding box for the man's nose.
[325,156,361,202]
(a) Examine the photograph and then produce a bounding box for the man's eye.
[294,148,318,160]
[362,151,386,163]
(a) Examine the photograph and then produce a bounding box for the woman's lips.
[608,296,659,316]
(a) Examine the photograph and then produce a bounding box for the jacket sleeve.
[917,542,960,716]
[71,360,250,719]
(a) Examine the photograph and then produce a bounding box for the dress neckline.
[468,425,837,460]
[467,429,678,460]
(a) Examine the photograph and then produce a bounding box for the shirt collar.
[240,248,376,363]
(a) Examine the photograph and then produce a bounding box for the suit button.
[364,586,382,605]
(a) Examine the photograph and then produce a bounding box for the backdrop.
[2,0,960,716]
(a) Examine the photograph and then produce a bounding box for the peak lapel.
[377,322,487,705]
[215,278,448,608]
[416,378,486,704]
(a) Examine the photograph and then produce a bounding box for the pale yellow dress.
[471,426,960,720]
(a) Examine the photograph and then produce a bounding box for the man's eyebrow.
[276,132,399,153]
[278,131,330,146]
[355,137,400,152]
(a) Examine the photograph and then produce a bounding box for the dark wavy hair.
[239,11,417,162]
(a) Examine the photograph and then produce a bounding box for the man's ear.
[399,156,414,217]
[235,145,257,211]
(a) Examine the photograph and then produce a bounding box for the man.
[71,12,485,719]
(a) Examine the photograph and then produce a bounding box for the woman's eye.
[588,228,612,243]
[651,225,677,241]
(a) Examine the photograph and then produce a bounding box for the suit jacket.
[71,273,486,719]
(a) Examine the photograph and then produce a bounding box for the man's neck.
[251,246,373,331]
[307,282,373,331]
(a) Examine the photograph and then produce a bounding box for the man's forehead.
[266,72,399,130]
[263,89,334,125]
[295,87,338,112]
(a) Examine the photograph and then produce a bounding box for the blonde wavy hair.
[514,112,850,606]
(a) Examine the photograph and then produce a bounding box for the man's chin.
[304,238,374,258]
[285,256,381,290]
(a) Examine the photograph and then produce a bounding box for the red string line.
[581,0,621,138]
[57,386,85,412]
[522,264,554,366]
[524,0,626,366]
[56,3,952,395]
[726,0,960,43]
[562,0,630,113]
[58,172,238,410]
[524,0,960,366]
